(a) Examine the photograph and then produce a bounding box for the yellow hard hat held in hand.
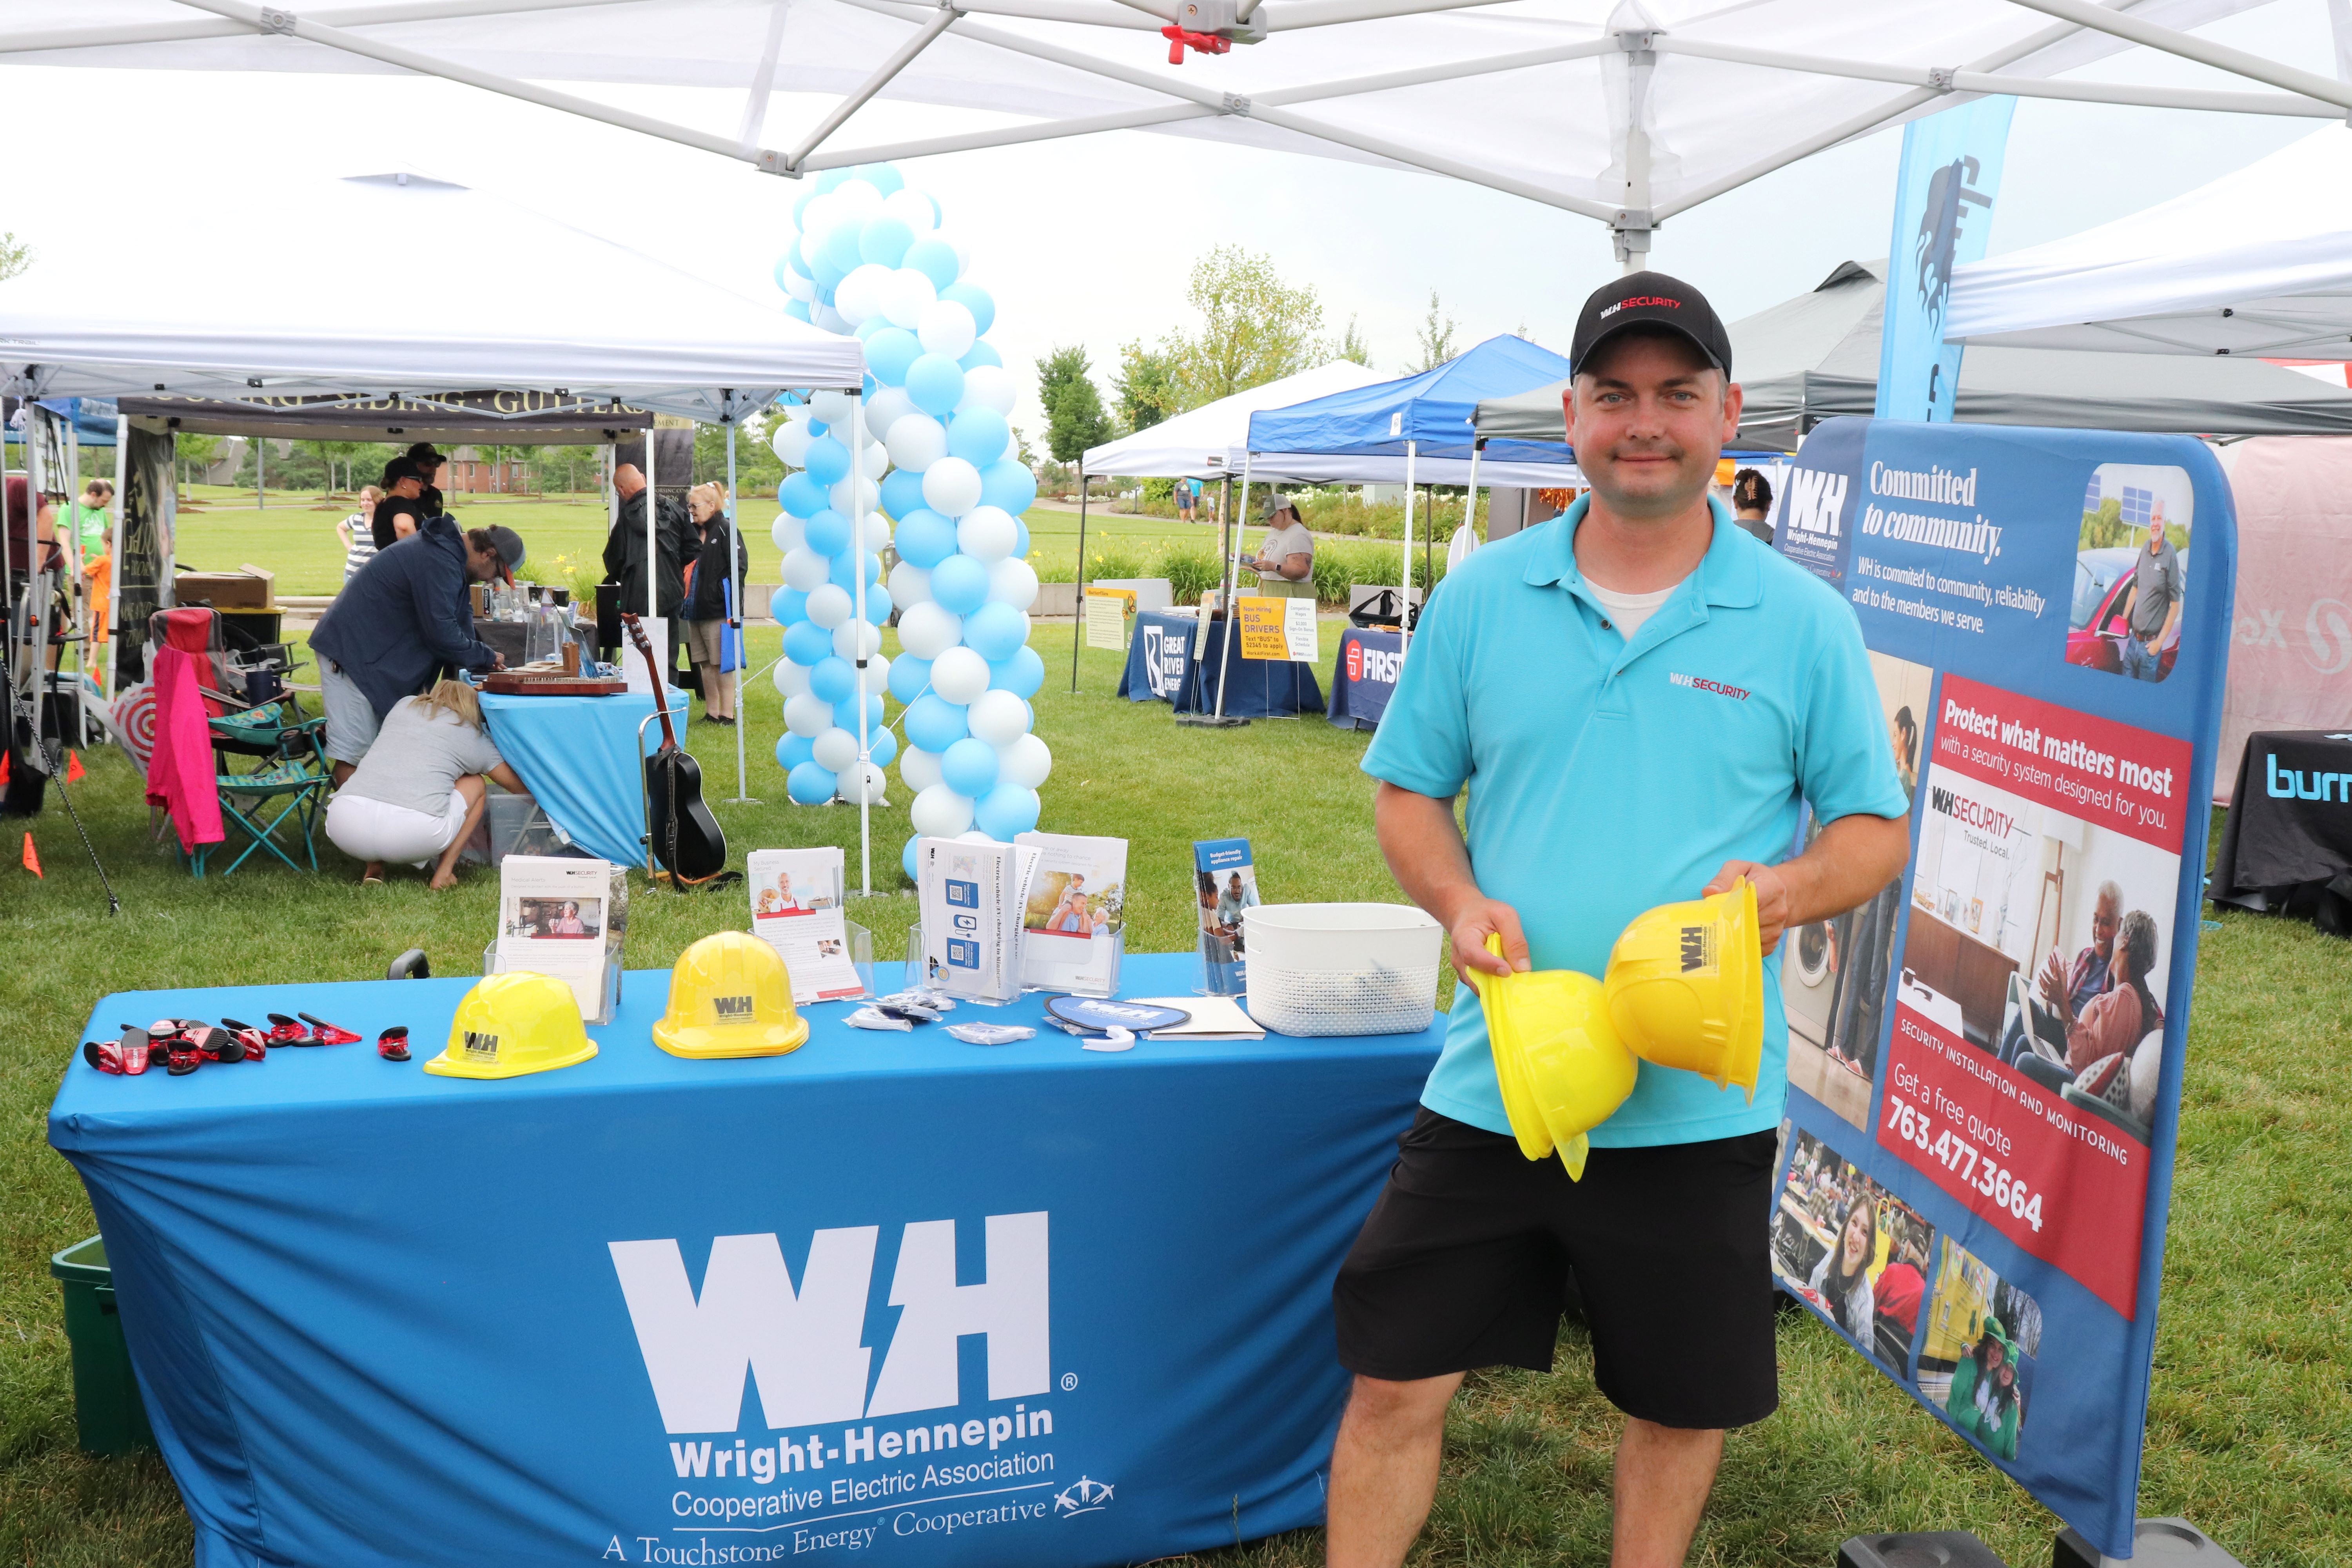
[425,972,599,1080]
[652,931,809,1059]
[1469,933,1638,1181]
[1602,878,1765,1100]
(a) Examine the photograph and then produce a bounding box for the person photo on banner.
[1945,1319,2023,1461]
[1332,272,1913,1568]
[1806,1196,1878,1341]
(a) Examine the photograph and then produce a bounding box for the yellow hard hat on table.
[652,931,808,1059]
[425,971,599,1080]
[1470,935,1638,1181]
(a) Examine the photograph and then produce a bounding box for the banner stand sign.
[1772,417,2232,1559]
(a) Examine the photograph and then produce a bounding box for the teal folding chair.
[189,709,334,878]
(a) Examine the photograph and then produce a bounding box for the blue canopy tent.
[4,397,120,447]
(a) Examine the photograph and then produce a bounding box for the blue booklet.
[1192,838,1260,996]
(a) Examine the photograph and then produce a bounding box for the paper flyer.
[918,837,1033,1004]
[746,847,864,1003]
[1236,595,1319,663]
[497,856,622,1017]
[1015,832,1128,995]
[1192,837,1258,996]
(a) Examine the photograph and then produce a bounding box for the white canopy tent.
[1946,125,2352,358]
[7,2,2351,270]
[1082,360,1386,479]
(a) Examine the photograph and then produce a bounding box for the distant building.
[447,446,529,494]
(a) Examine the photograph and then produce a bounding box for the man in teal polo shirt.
[1327,273,1911,1568]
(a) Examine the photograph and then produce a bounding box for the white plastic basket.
[1242,903,1445,1036]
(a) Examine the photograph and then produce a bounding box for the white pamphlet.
[497,856,622,1018]
[747,847,865,1004]
[1016,832,1128,996]
[1126,995,1265,1041]
[917,837,1036,1004]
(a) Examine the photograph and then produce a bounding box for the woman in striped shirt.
[337,486,383,582]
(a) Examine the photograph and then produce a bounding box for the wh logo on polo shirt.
[1670,671,1749,701]
[1782,468,1850,538]
[1347,641,1401,685]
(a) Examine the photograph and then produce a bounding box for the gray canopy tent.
[1473,259,2352,451]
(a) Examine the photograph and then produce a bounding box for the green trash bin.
[50,1236,157,1454]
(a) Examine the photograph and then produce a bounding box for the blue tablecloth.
[482,688,690,867]
[48,953,1437,1568]
[1116,610,1325,719]
[1327,628,1403,731]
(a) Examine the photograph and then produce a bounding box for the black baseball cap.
[482,524,525,570]
[381,456,421,486]
[1570,270,1733,379]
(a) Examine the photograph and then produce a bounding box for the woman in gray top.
[324,680,525,888]
[1247,498,1317,599]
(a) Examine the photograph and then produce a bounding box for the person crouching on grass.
[324,679,526,889]
[1330,272,1912,1568]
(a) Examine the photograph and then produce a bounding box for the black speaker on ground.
[1838,1533,2007,1568]
[2054,1519,2242,1568]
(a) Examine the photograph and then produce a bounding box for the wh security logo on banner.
[1876,95,2015,423]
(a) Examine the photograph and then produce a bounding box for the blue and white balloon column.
[768,163,1048,881]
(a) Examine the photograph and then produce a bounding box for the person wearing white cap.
[1247,497,1316,599]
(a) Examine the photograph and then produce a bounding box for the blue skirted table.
[480,688,690,867]
[1115,610,1325,719]
[1327,628,1403,731]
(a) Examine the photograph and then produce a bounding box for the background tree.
[1112,341,1182,434]
[174,432,222,497]
[1036,345,1110,464]
[0,232,29,282]
[1416,289,1460,371]
[1336,315,1373,367]
[1165,247,1325,403]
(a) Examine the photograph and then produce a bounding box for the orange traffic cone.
[22,833,42,878]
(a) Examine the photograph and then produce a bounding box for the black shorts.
[1334,1108,1780,1430]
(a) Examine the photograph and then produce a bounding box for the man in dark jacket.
[313,515,522,781]
[604,463,688,619]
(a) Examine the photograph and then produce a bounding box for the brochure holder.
[843,920,876,1000]
[483,943,622,1027]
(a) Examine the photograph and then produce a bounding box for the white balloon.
[897,601,964,660]
[812,303,850,336]
[782,269,817,303]
[833,620,883,661]
[812,726,860,773]
[888,560,931,607]
[782,547,830,591]
[987,556,1040,610]
[830,475,879,517]
[834,178,884,218]
[916,299,977,361]
[996,731,1052,789]
[772,658,811,697]
[837,761,889,805]
[798,193,842,244]
[885,414,947,473]
[953,829,995,844]
[910,783,976,837]
[771,419,814,467]
[865,385,916,432]
[930,646,991,705]
[956,364,1017,416]
[860,440,890,479]
[834,263,893,326]
[881,187,936,234]
[921,457,983,518]
[770,514,805,554]
[784,692,833,737]
[880,268,938,331]
[868,652,891,691]
[810,389,855,425]
[969,689,1031,746]
[955,506,1018,563]
[806,583,853,629]
[860,511,893,552]
[899,745,944,792]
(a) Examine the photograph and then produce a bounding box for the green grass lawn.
[2,631,2345,1566]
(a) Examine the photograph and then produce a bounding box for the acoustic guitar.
[621,613,728,884]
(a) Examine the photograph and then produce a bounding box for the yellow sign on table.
[1084,588,1132,651]
[1236,596,1319,663]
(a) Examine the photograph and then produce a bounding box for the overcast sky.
[0,0,2334,440]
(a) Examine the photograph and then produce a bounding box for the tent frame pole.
[1461,437,1482,557]
[1070,466,1087,693]
[726,399,755,804]
[2002,0,2352,114]
[1211,452,1250,721]
[782,7,960,172]
[851,390,871,897]
[1400,439,1416,658]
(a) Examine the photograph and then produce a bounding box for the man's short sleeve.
[1362,588,1474,800]
[1796,608,1909,826]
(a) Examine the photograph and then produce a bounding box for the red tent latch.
[1162,24,1231,63]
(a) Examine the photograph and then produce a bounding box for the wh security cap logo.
[610,1211,1049,1433]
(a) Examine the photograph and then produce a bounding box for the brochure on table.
[1015,832,1128,997]
[1193,838,1259,996]
[494,856,625,1022]
[746,848,866,1004]
[916,837,1038,1004]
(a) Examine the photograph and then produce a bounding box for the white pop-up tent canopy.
[1945,125,2352,358]
[1083,361,1385,479]
[9,2,2352,267]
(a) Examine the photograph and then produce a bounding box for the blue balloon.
[902,237,959,290]
[788,761,839,805]
[863,372,878,399]
[812,250,849,291]
[974,782,1042,840]
[892,509,957,568]
[810,655,857,704]
[834,693,884,734]
[959,340,1003,371]
[858,216,913,269]
[865,582,895,624]
[807,418,827,437]
[804,435,851,486]
[818,222,863,279]
[929,553,990,617]
[779,472,829,518]
[888,654,933,703]
[783,299,813,323]
[854,316,891,342]
[978,460,1037,516]
[946,407,1009,466]
[769,586,807,624]
[776,732,815,771]
[879,468,927,520]
[940,736,1000,799]
[902,833,923,882]
[940,281,995,337]
[815,169,852,193]
[785,621,837,666]
[869,727,898,768]
[904,354,965,418]
[853,163,904,195]
[803,507,852,556]
[904,693,969,753]
[1012,517,1031,557]
[964,601,1028,662]
[989,644,1045,699]
[865,327,921,387]
[831,549,882,588]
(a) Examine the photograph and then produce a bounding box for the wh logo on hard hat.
[609,1212,1050,1434]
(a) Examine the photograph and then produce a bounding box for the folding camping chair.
[148,608,333,877]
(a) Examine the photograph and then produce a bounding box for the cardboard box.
[174,565,275,610]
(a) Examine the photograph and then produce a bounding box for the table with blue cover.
[1115,610,1325,719]
[1326,628,1403,731]
[48,953,1437,1568]
[481,688,690,867]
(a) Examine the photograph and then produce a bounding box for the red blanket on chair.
[146,646,223,851]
